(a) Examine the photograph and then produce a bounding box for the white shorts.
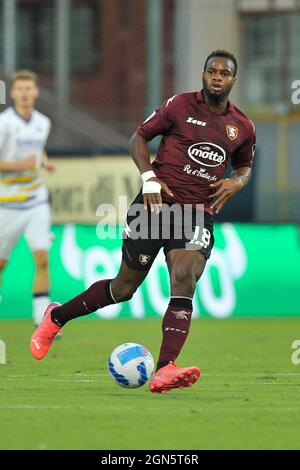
[0,203,52,260]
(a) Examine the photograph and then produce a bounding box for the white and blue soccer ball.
[108,343,154,388]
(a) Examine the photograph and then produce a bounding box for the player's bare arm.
[129,131,174,214]
[42,150,56,173]
[209,166,252,214]
[0,154,36,172]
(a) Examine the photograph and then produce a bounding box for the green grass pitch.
[0,317,300,450]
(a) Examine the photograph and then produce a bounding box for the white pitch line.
[201,372,300,377]
[0,405,300,414]
[244,382,300,385]
[3,372,300,379]
[37,379,100,383]
[0,404,134,411]
[1,374,107,380]
[3,373,105,377]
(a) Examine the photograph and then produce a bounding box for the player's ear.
[10,85,16,100]
[232,76,238,87]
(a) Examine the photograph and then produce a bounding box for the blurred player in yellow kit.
[0,70,55,327]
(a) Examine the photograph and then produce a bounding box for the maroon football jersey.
[137,90,256,213]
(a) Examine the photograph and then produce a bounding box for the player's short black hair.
[204,50,238,76]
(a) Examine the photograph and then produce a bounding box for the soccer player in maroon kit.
[31,50,255,394]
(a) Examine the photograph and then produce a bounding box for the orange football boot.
[30,302,61,360]
[149,362,200,394]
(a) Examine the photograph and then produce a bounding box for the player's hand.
[209,178,243,214]
[43,160,56,172]
[143,177,174,214]
[16,155,36,171]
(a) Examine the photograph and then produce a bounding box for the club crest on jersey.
[226,125,238,141]
[139,254,151,265]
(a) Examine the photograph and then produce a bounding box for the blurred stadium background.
[0,0,300,320]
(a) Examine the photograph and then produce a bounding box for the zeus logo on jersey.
[186,117,207,127]
[188,142,226,167]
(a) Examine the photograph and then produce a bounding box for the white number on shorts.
[189,226,211,248]
[201,228,211,248]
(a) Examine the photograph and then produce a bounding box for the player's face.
[10,79,39,109]
[202,57,237,100]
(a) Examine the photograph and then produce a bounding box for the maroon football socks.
[156,297,193,370]
[51,285,193,370]
[51,279,115,327]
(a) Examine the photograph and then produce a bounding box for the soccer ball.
[108,343,154,388]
